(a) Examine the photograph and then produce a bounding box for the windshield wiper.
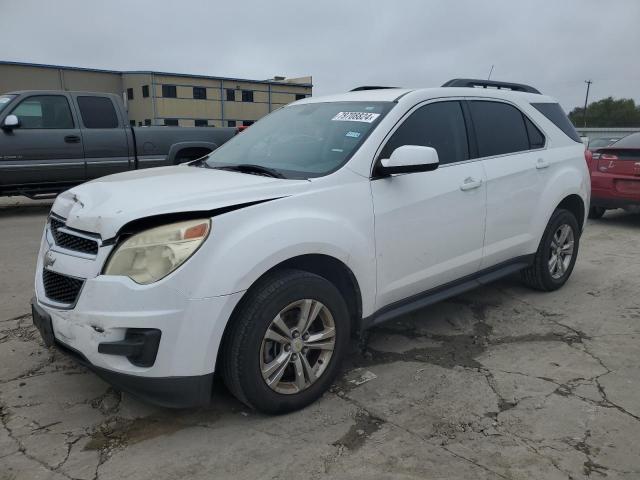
[213,164,285,178]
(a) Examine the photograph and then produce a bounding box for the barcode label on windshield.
[332,112,380,123]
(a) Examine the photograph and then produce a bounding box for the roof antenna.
[487,65,495,80]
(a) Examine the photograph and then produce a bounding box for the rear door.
[371,100,487,309]
[71,94,133,180]
[0,94,84,189]
[468,99,548,268]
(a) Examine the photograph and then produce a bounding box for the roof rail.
[442,78,541,94]
[350,86,398,92]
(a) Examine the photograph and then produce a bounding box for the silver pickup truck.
[0,90,238,197]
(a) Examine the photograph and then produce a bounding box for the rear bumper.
[591,172,640,209]
[591,195,640,209]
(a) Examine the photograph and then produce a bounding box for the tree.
[569,97,640,128]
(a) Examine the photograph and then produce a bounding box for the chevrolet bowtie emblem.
[44,250,56,268]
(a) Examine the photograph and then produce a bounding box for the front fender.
[172,180,377,315]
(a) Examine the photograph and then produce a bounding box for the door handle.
[64,135,81,143]
[536,158,550,169]
[460,177,483,191]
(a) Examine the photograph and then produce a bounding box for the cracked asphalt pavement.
[1,199,639,479]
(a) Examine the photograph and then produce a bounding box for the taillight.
[601,153,619,161]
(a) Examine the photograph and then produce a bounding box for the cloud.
[1,0,638,110]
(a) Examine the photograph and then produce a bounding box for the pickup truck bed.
[0,90,237,197]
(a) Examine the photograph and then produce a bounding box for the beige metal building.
[0,61,312,127]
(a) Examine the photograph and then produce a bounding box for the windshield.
[0,95,16,114]
[204,101,393,179]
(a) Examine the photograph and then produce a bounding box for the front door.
[371,100,487,310]
[0,94,85,190]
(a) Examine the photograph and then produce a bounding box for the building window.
[129,120,136,126]
[142,85,149,98]
[295,94,306,100]
[226,89,235,101]
[193,87,207,100]
[127,88,134,100]
[241,90,254,102]
[227,120,236,127]
[242,120,254,126]
[164,118,179,126]
[162,85,177,98]
[144,119,151,126]
[195,119,208,127]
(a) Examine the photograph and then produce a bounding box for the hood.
[52,165,307,238]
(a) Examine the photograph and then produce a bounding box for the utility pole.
[582,80,592,128]
[487,65,495,80]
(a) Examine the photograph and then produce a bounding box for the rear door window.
[531,103,582,143]
[11,95,74,129]
[469,101,529,157]
[76,96,119,128]
[379,101,469,165]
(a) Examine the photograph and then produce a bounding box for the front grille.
[49,217,99,255]
[42,269,84,306]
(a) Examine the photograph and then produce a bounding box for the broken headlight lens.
[104,219,211,284]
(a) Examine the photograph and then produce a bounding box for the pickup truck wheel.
[222,269,350,414]
[521,209,580,292]
[588,206,606,219]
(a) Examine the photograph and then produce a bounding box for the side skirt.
[361,255,534,331]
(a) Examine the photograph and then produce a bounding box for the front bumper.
[33,297,213,408]
[33,219,245,407]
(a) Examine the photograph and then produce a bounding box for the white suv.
[32,79,590,413]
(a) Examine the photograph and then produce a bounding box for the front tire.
[588,206,606,219]
[521,209,580,291]
[222,269,350,414]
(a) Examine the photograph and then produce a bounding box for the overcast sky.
[1,0,638,111]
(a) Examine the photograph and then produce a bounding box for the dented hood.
[52,165,307,238]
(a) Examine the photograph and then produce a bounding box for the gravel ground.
[1,198,639,480]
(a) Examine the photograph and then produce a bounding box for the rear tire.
[222,269,350,414]
[588,206,606,219]
[521,209,580,292]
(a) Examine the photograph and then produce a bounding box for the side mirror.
[377,145,439,176]
[2,114,20,131]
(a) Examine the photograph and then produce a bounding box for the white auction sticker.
[332,111,380,123]
[0,98,10,104]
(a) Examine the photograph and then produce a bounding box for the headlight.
[104,219,211,284]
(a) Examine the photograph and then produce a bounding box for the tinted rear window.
[469,101,529,157]
[610,132,640,148]
[77,96,119,128]
[531,103,581,143]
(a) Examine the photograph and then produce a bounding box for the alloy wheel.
[259,299,336,394]
[548,224,574,279]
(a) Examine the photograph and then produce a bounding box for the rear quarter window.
[531,103,582,143]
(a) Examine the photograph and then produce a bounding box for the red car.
[588,132,640,218]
